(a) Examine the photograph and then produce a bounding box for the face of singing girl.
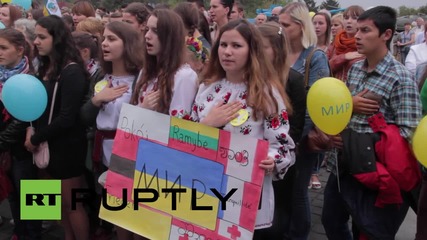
[145,16,161,57]
[331,18,343,37]
[34,25,53,57]
[218,29,249,81]
[102,28,124,63]
[313,14,327,39]
[0,37,23,68]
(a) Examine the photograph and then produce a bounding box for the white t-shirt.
[405,43,427,75]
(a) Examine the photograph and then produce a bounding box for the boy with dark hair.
[322,6,422,240]
[123,2,151,36]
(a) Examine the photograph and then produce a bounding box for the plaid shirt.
[347,52,422,140]
[327,52,422,175]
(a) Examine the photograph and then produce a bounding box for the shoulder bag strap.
[48,62,77,124]
[304,48,319,88]
[48,82,58,125]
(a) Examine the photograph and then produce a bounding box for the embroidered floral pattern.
[214,84,222,93]
[238,91,247,100]
[206,94,214,102]
[223,92,231,103]
[198,103,205,113]
[171,109,192,120]
[280,109,289,125]
[266,115,281,130]
[275,133,289,145]
[240,125,252,135]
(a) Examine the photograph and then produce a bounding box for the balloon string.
[334,148,341,192]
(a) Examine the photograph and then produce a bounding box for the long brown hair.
[131,9,186,114]
[203,19,287,120]
[100,21,143,75]
[257,22,292,115]
[174,2,199,37]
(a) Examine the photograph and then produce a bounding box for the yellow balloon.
[307,77,353,135]
[412,116,427,167]
[309,11,315,18]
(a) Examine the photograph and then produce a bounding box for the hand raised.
[352,89,379,115]
[139,90,160,111]
[92,85,129,107]
[200,101,242,128]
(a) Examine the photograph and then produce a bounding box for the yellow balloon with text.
[309,11,315,18]
[412,116,427,168]
[307,77,353,135]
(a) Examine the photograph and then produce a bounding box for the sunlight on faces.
[218,29,249,77]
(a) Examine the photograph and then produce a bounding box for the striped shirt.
[347,52,422,140]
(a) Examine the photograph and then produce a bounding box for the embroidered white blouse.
[190,79,296,229]
[138,64,198,118]
[96,74,135,166]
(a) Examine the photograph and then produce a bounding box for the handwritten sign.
[99,104,268,240]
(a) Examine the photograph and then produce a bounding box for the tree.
[320,0,340,10]
[419,4,427,15]
[304,0,318,12]
[398,6,418,16]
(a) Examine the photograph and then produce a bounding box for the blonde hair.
[331,13,344,26]
[76,17,104,40]
[280,2,317,48]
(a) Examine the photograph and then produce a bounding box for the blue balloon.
[12,0,31,10]
[0,22,5,30]
[2,74,47,122]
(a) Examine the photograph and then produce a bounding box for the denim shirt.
[292,46,330,137]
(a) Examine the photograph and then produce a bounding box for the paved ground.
[0,167,417,240]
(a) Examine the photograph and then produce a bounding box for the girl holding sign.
[190,19,296,238]
[126,9,198,240]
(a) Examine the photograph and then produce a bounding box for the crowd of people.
[0,0,425,240]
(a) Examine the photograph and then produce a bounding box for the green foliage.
[304,0,318,12]
[320,0,340,10]
[417,4,427,15]
[398,6,418,16]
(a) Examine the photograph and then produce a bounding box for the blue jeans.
[8,156,42,240]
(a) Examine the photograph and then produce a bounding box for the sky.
[314,0,425,10]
